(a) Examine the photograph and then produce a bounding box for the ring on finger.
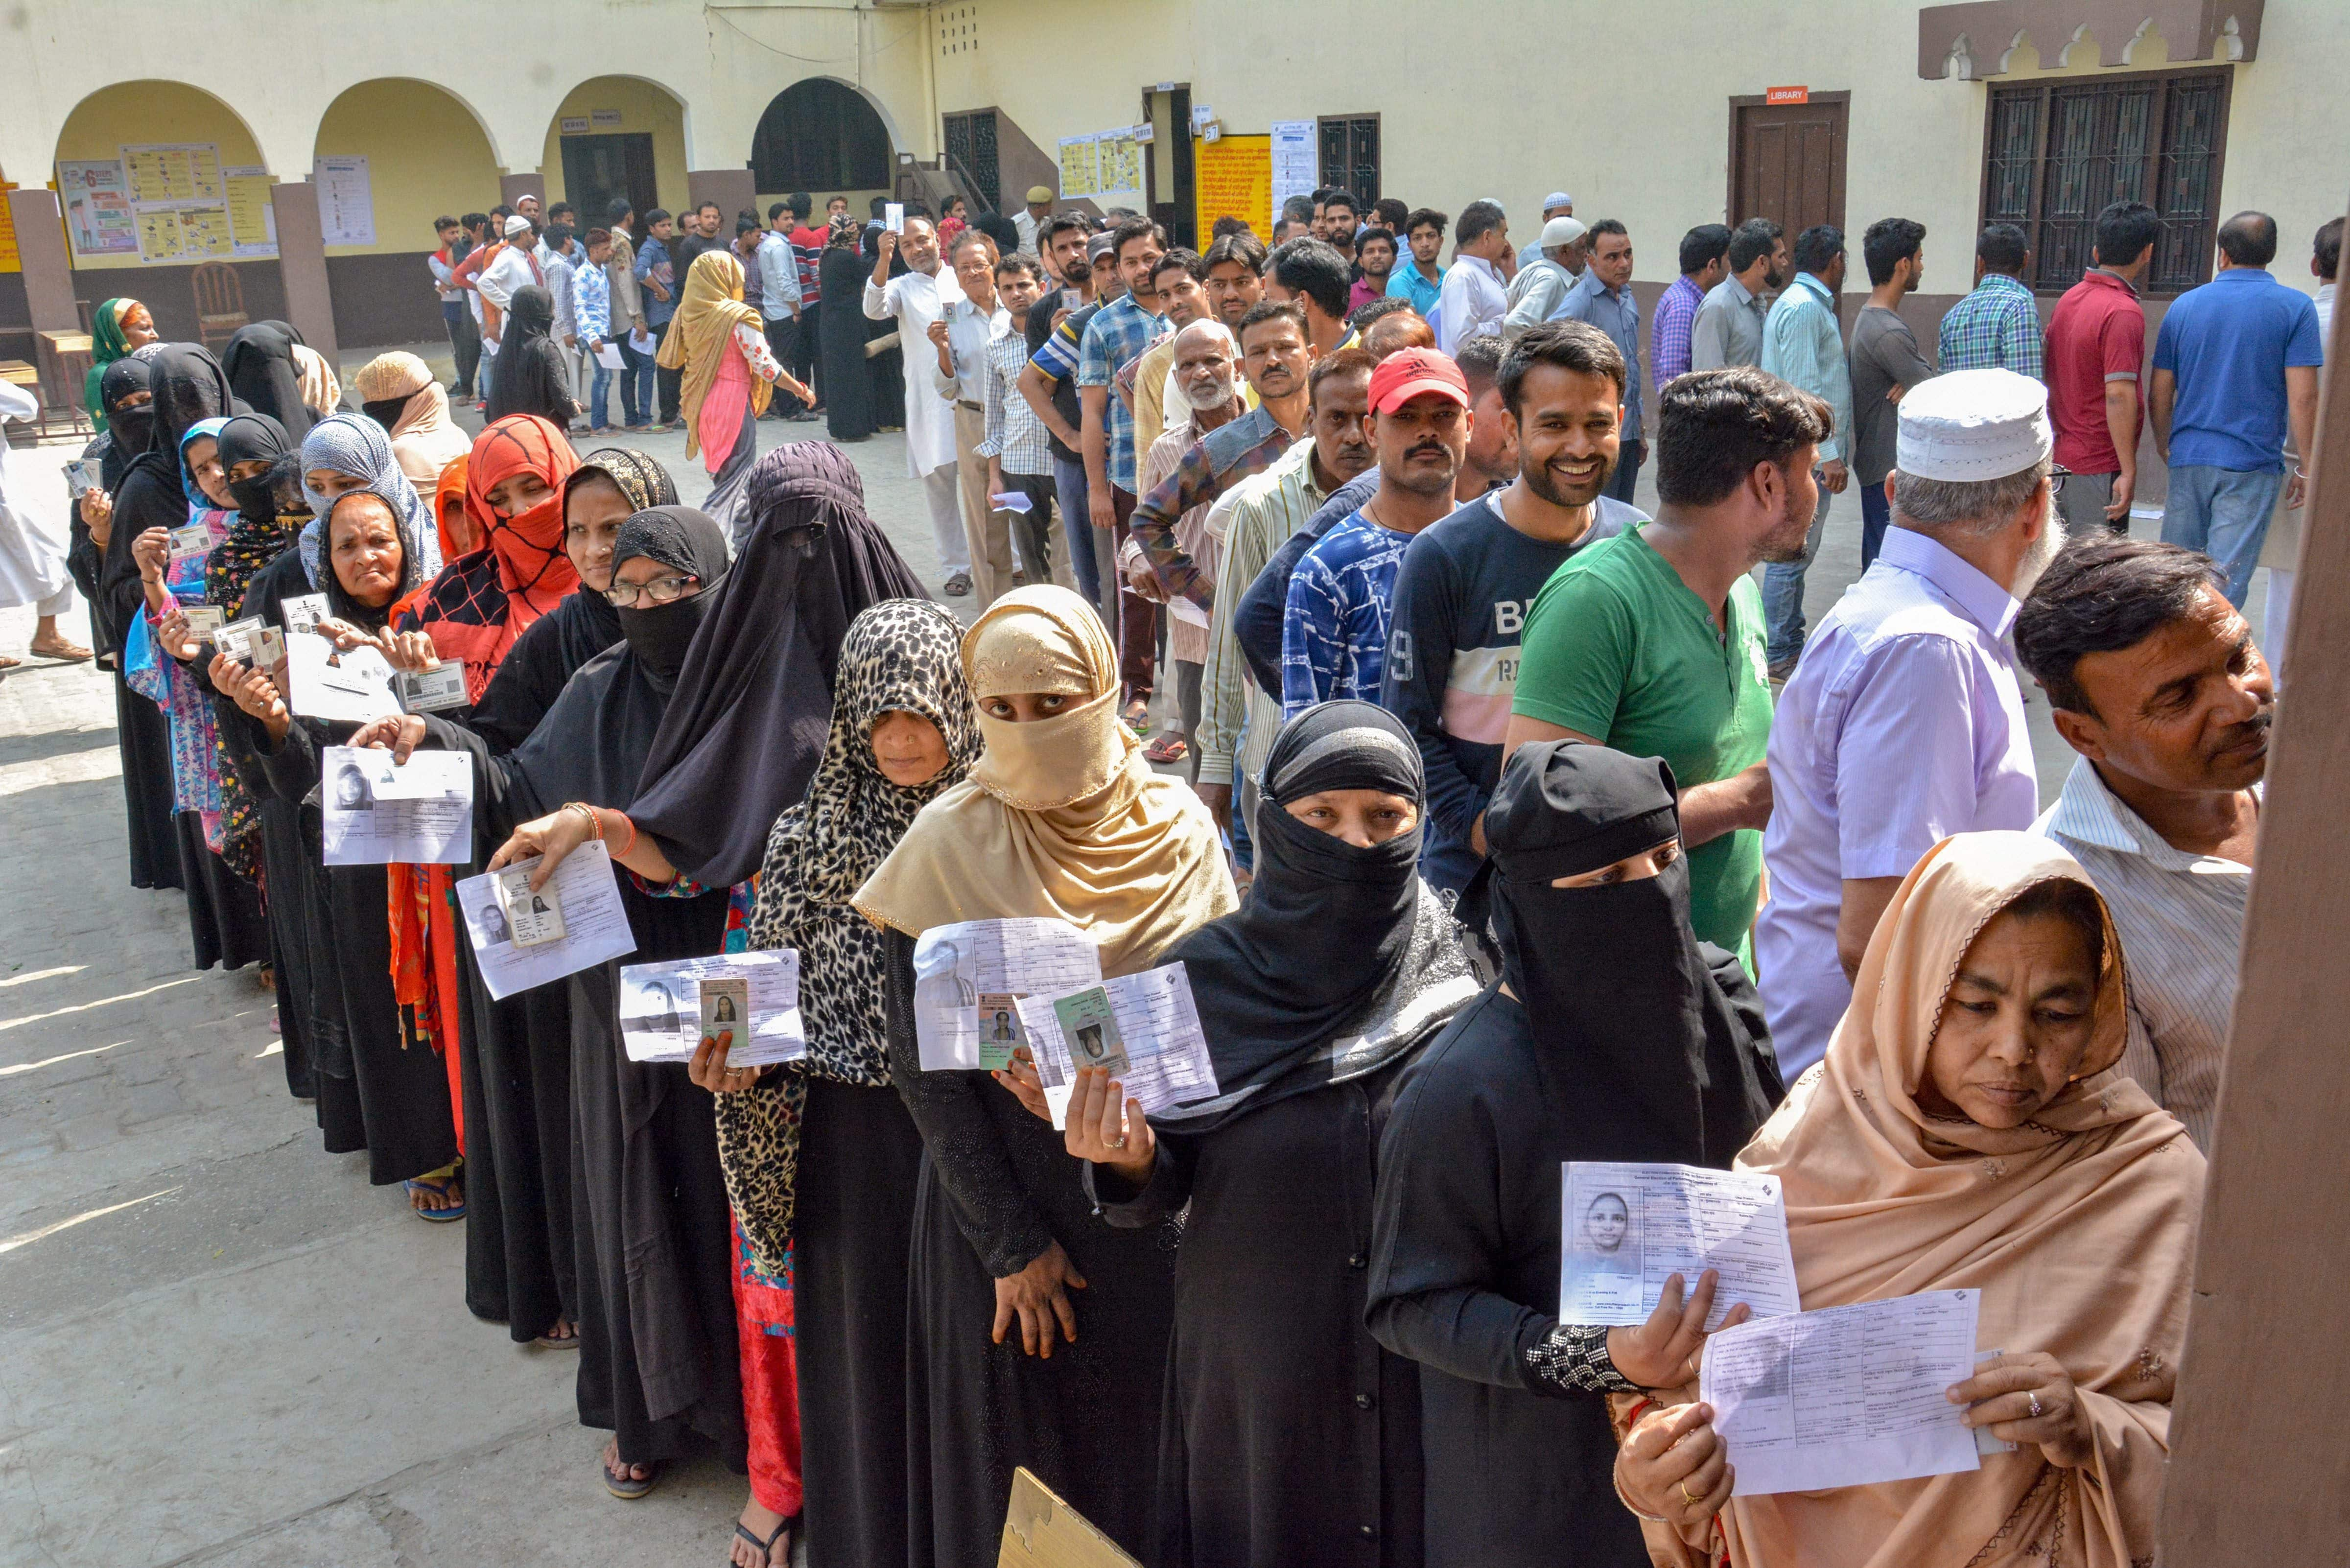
[1108,1134,1127,1149]
[1679,1480,1701,1506]
[2028,1392,2044,1418]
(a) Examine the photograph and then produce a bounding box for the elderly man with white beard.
[1120,319,1247,774]
[1755,367,2069,1081]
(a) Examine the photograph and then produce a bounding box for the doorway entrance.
[1141,85,1196,249]
[561,132,657,230]
[1727,92,1848,241]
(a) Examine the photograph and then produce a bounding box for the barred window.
[1983,68,2231,296]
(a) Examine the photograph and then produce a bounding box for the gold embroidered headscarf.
[855,585,1236,976]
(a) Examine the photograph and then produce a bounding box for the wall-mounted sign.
[560,117,591,135]
[1131,121,1155,145]
[591,108,623,129]
[1155,81,1176,93]
[1765,85,1810,104]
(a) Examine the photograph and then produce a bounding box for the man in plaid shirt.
[1938,223,2045,378]
[976,253,1062,587]
[1651,224,1732,387]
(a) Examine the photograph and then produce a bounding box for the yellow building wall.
[540,77,691,218]
[314,79,502,257]
[51,80,265,272]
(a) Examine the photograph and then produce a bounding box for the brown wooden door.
[1729,94,1847,239]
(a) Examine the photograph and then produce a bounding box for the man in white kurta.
[864,216,974,593]
[0,379,86,666]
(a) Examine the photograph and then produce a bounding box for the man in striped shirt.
[2018,533,2271,1152]
[784,193,827,412]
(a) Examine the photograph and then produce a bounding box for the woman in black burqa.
[1364,740,1785,1568]
[220,320,319,443]
[1061,700,1480,1567]
[483,285,581,428]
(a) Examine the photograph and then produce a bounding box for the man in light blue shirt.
[1756,369,2058,1078]
[752,214,805,417]
[1758,223,1856,674]
[1552,219,1644,503]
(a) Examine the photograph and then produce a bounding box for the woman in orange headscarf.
[433,454,477,562]
[1614,832,2202,1568]
[655,250,811,540]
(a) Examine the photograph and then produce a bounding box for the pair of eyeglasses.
[602,573,698,608]
[2049,464,2071,497]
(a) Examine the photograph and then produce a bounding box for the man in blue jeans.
[2152,209,2323,607]
[1758,224,1855,677]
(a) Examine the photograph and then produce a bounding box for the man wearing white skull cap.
[1754,366,2062,1078]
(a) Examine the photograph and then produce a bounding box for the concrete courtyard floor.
[0,341,2277,1567]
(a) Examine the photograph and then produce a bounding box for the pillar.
[500,172,545,212]
[9,188,81,407]
[271,181,339,365]
[687,168,757,224]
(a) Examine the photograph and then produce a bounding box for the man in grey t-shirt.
[1848,218,1935,568]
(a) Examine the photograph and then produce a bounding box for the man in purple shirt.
[1650,225,1731,388]
[1755,368,2063,1079]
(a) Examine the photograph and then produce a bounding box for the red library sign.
[1765,85,1810,104]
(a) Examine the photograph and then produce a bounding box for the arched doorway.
[750,80,893,209]
[315,78,502,346]
[50,80,273,345]
[543,77,688,234]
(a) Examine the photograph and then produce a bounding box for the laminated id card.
[399,661,469,712]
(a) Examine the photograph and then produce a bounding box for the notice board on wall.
[1194,135,1271,242]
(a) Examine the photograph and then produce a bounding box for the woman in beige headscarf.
[856,584,1234,1566]
[291,340,341,419]
[1615,831,2203,1568]
[350,351,470,489]
[654,249,811,540]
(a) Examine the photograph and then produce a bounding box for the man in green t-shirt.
[1504,366,1833,951]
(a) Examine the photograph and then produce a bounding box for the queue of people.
[30,171,2313,1568]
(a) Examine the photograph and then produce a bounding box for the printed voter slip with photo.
[319,744,472,866]
[454,841,636,1001]
[912,917,1103,1071]
[1558,1162,1799,1330]
[1701,1289,1984,1497]
[1013,963,1220,1129]
[281,593,328,637]
[619,952,806,1068]
[286,628,402,724]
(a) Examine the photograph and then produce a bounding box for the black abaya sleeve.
[882,929,1061,1278]
[97,468,180,653]
[1364,992,1555,1396]
[413,713,531,850]
[1082,1129,1198,1229]
[460,612,570,754]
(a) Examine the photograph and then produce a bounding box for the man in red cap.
[1280,346,1470,712]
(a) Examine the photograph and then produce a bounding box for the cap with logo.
[1367,348,1469,416]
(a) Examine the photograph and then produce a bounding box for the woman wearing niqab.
[222,320,320,442]
[484,285,580,428]
[854,584,1237,1567]
[1072,700,1479,1567]
[1365,740,1783,1568]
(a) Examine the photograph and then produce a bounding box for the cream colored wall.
[933,0,2350,298]
[315,80,501,257]
[539,77,691,219]
[51,80,267,272]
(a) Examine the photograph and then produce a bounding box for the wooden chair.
[996,1469,1140,1568]
[192,261,248,352]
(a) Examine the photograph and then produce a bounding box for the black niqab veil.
[99,344,238,648]
[1483,740,1779,1165]
[1160,702,1475,1132]
[628,443,927,888]
[503,507,730,818]
[97,358,155,488]
[221,320,315,442]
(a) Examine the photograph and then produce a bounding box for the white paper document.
[1014,962,1220,1128]
[620,950,806,1068]
[988,490,1033,515]
[1702,1289,1983,1498]
[455,843,637,1001]
[281,593,328,637]
[320,746,473,865]
[594,340,627,370]
[1558,1162,1799,1329]
[628,328,655,357]
[287,631,401,723]
[911,918,1102,1072]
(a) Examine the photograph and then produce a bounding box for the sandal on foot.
[534,1322,582,1350]
[603,1452,662,1500]
[28,641,92,663]
[1144,732,1189,765]
[733,1514,796,1566]
[405,1170,466,1222]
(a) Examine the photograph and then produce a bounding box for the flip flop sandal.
[733,1514,796,1565]
[404,1173,466,1222]
[603,1453,663,1500]
[534,1325,582,1350]
[1144,733,1189,765]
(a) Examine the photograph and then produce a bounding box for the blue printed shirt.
[573,251,611,343]
[1281,508,1414,717]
